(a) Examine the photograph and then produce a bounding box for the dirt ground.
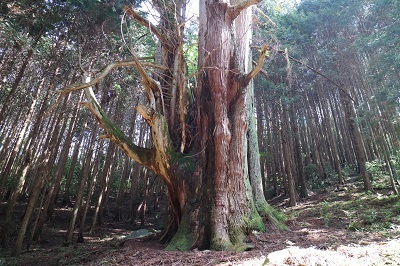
[1,189,400,266]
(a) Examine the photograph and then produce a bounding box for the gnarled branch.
[229,0,263,21]
[129,48,165,113]
[136,104,174,187]
[123,6,168,44]
[254,6,277,28]
[81,75,154,169]
[58,59,166,95]
[242,44,268,86]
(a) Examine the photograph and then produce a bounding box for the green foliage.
[367,160,387,177]
[304,163,317,180]
[318,201,333,226]
[184,23,198,79]
[294,186,400,234]
[362,209,378,225]
[113,83,122,95]
[347,221,362,231]
[244,213,265,232]
[61,158,82,194]
[257,203,288,231]
[394,201,400,213]
[362,0,400,113]
[343,193,398,232]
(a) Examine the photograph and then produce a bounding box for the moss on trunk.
[165,215,196,251]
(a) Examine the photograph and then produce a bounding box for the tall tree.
[60,0,282,250]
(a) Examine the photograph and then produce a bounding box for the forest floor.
[1,181,400,266]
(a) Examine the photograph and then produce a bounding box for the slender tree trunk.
[247,82,270,214]
[305,95,324,179]
[341,89,373,191]
[66,125,98,244]
[0,148,32,247]
[382,143,398,195]
[79,139,103,241]
[281,104,297,206]
[0,30,43,124]
[139,170,151,227]
[128,163,141,223]
[11,165,45,256]
[0,115,20,165]
[114,156,132,221]
[62,113,87,205]
[12,101,66,255]
[114,104,137,221]
[89,141,116,234]
[331,93,355,166]
[283,49,302,202]
[289,104,307,198]
[0,82,43,197]
[32,81,82,242]
[371,124,399,195]
[126,120,147,222]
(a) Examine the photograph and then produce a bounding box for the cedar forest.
[0,0,400,265]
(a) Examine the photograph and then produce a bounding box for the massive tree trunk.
[60,0,281,251]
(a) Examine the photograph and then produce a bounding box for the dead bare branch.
[44,94,63,117]
[252,59,268,78]
[249,45,356,102]
[229,0,263,21]
[58,59,166,95]
[242,44,268,85]
[281,52,355,102]
[79,73,155,170]
[254,6,277,28]
[128,50,162,111]
[123,6,168,44]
